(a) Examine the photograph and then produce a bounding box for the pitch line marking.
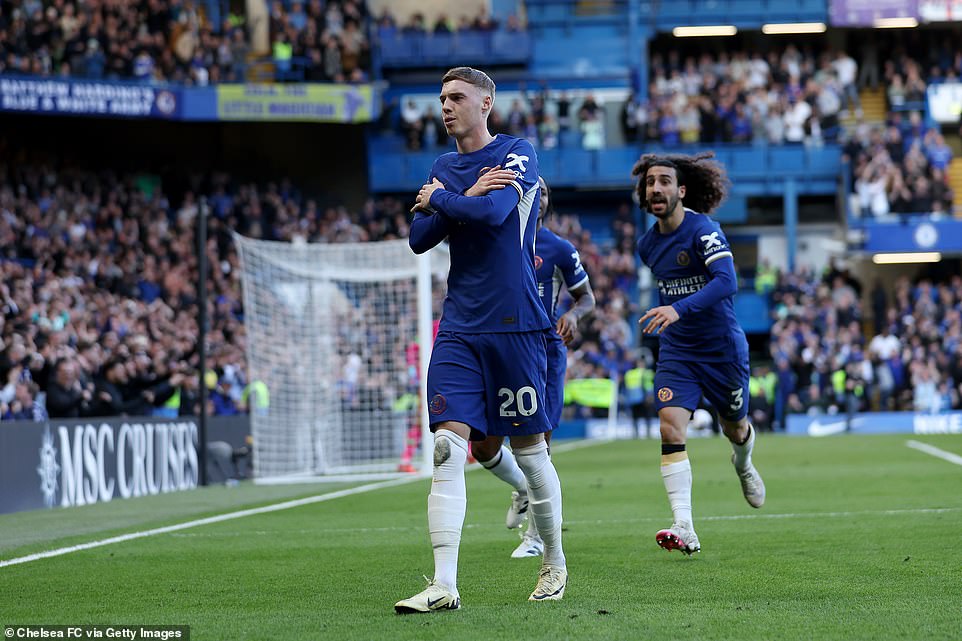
[906,440,962,467]
[0,476,422,569]
[164,506,962,538]
[0,438,604,569]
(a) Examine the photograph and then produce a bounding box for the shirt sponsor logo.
[658,275,707,297]
[700,232,722,252]
[571,251,583,272]
[505,153,529,172]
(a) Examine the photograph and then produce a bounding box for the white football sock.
[662,458,693,527]
[524,513,540,538]
[428,431,468,592]
[731,424,755,471]
[479,445,528,492]
[514,440,564,568]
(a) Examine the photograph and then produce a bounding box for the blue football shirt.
[419,134,550,333]
[637,209,748,363]
[535,227,589,325]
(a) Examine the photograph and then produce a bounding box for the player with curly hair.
[633,152,766,556]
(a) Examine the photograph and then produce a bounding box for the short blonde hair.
[441,67,496,99]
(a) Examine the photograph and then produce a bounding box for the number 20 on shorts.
[498,386,538,417]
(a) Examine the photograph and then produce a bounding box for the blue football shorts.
[427,330,550,440]
[652,358,750,422]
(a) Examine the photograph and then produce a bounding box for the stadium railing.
[367,138,842,195]
[525,0,630,26]
[376,29,532,69]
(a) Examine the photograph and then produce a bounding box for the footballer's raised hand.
[640,305,679,334]
[465,165,518,197]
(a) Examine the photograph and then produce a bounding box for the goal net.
[234,234,449,482]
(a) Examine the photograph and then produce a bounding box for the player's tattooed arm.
[557,281,596,345]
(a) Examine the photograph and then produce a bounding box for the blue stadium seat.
[806,146,841,172]
[378,30,530,68]
[770,147,806,172]
[558,129,583,150]
[713,195,748,223]
[537,149,561,183]
[596,147,639,184]
[454,32,487,60]
[729,147,769,180]
[557,149,597,183]
[525,1,570,23]
[423,33,453,64]
[379,32,423,66]
[490,31,531,63]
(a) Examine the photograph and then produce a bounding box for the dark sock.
[661,443,686,455]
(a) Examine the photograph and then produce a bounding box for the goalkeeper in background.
[470,176,595,559]
[395,67,567,613]
[634,152,766,557]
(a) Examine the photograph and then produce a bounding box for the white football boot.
[734,457,766,508]
[511,532,544,558]
[529,565,567,601]
[655,522,701,555]
[732,426,765,508]
[394,579,461,614]
[506,490,529,529]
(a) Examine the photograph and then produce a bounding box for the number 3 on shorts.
[499,386,538,417]
[730,387,744,411]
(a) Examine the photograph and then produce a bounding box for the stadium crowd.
[0,0,370,84]
[846,121,954,218]
[760,263,962,430]
[393,40,960,156]
[2,162,960,426]
[0,164,405,421]
[393,40,962,161]
[396,84,606,152]
[643,47,861,146]
[0,160,642,422]
[373,5,512,36]
[843,41,958,218]
[642,43,956,218]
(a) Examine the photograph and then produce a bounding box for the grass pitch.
[2,433,960,640]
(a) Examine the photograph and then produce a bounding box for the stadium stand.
[764,264,962,428]
[0,0,371,83]
[3,159,960,427]
[0,164,637,422]
[2,1,962,436]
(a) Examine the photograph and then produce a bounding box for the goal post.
[233,234,448,482]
